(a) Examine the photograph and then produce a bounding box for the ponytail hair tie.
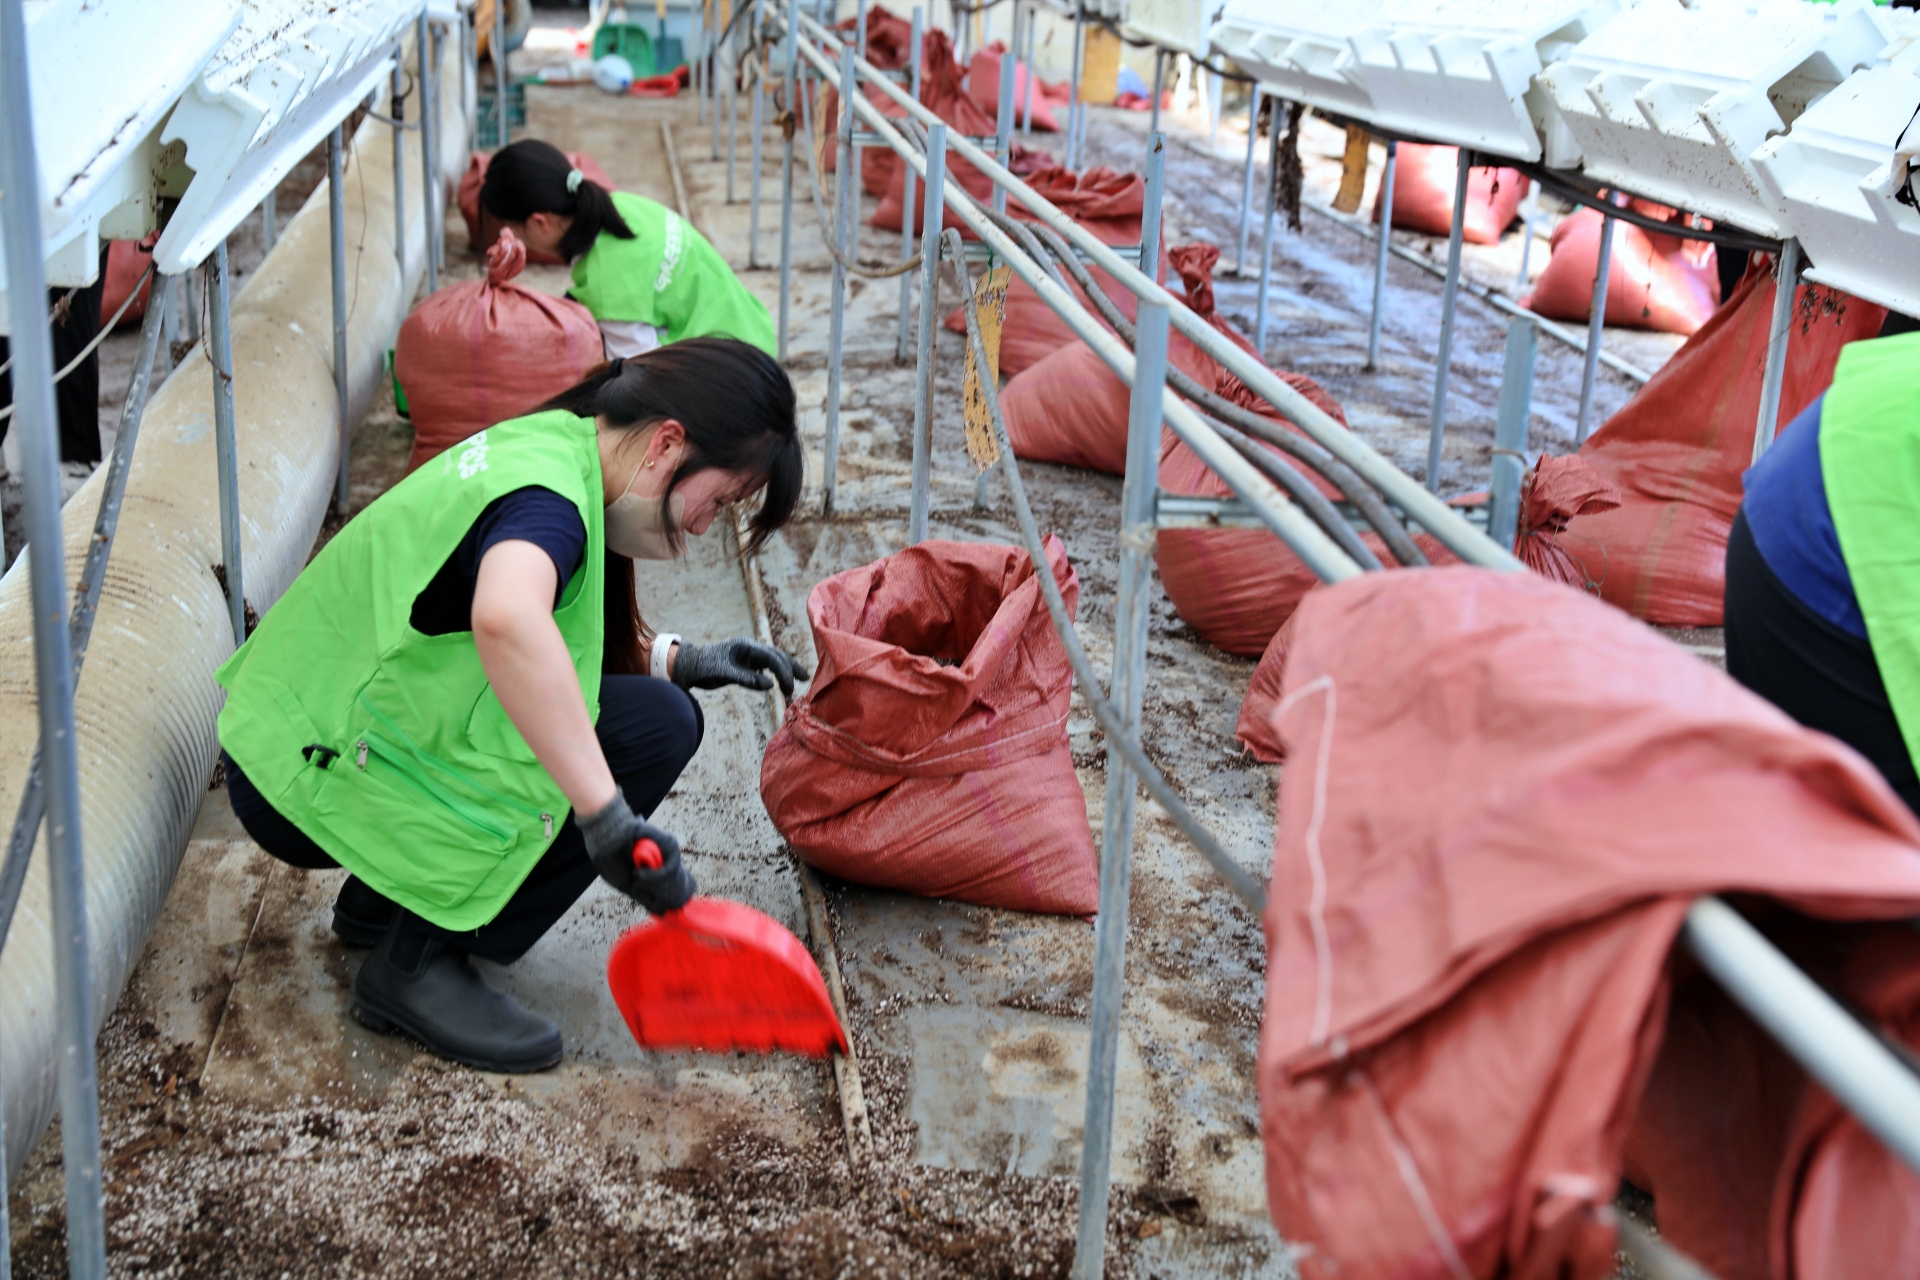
[608,356,625,376]
[566,167,585,194]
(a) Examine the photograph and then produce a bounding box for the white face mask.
[605,459,687,561]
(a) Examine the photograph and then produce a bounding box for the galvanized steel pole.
[1139,131,1165,282]
[207,244,247,645]
[0,0,107,1267]
[391,60,408,282]
[1066,1,1084,170]
[1234,86,1259,277]
[261,190,278,251]
[1021,1,1036,137]
[908,123,948,544]
[161,275,181,374]
[329,125,352,513]
[727,33,740,203]
[1071,301,1172,1280]
[1253,119,1281,354]
[1147,46,1163,136]
[992,49,1015,216]
[711,0,724,162]
[821,43,857,516]
[696,0,707,126]
[1573,192,1619,448]
[895,6,924,363]
[1486,315,1536,551]
[419,13,441,294]
[493,0,509,147]
[1365,139,1395,372]
[855,0,868,60]
[749,0,767,265]
[778,0,799,360]
[1750,238,1802,462]
[1424,146,1472,492]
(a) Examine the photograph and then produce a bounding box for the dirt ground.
[9,22,1717,1277]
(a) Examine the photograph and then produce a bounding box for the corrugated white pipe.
[0,30,467,1177]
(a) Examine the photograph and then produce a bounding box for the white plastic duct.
[0,28,466,1180]
[1752,21,1920,316]
[1207,0,1389,118]
[1536,0,1895,238]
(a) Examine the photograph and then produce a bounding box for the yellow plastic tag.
[962,264,1011,471]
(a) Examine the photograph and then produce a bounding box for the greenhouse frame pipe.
[797,13,1515,571]
[727,40,739,204]
[1148,46,1163,136]
[420,13,440,295]
[1021,3,1035,137]
[262,191,278,252]
[330,126,351,513]
[1253,119,1280,353]
[493,0,509,147]
[711,2,723,162]
[1486,315,1535,550]
[908,124,949,545]
[391,63,408,283]
[1751,239,1801,463]
[992,51,1014,216]
[207,243,246,646]
[795,29,1365,583]
[1234,87,1259,276]
[1425,146,1471,493]
[749,0,766,266]
[1574,196,1618,448]
[696,0,706,127]
[0,0,106,1265]
[894,5,924,363]
[1073,301,1169,1280]
[1366,140,1395,371]
[1066,1,1084,170]
[778,0,799,359]
[1139,133,1165,280]
[821,43,856,516]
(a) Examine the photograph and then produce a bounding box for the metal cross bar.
[208,243,247,646]
[1751,238,1802,462]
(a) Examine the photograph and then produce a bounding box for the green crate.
[476,83,527,149]
[591,23,654,72]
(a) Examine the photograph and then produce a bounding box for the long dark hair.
[480,139,634,262]
[538,339,802,674]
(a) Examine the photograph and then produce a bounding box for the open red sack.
[759,536,1099,917]
[1523,202,1720,335]
[862,29,998,222]
[458,149,615,259]
[395,231,604,473]
[100,235,157,331]
[967,41,1067,132]
[1374,143,1528,245]
[833,4,915,70]
[1560,262,1886,625]
[1257,567,1920,1280]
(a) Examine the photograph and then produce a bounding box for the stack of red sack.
[457,149,615,259]
[966,41,1069,131]
[1376,143,1527,245]
[1523,199,1720,335]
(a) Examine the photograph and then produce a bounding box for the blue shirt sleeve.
[410,487,588,636]
[1741,394,1868,639]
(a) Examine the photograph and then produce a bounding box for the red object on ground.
[607,839,848,1057]
[1115,90,1170,112]
[1373,143,1528,245]
[834,4,916,69]
[100,235,157,331]
[394,231,605,473]
[1560,261,1886,625]
[759,536,1100,917]
[628,65,689,97]
[1256,567,1920,1280]
[966,42,1067,132]
[868,30,1016,233]
[457,149,616,260]
[1523,203,1720,335]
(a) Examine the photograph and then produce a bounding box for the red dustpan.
[606,840,848,1057]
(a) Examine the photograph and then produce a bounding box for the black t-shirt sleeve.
[409,486,588,636]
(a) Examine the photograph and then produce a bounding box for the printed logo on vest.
[655,212,684,294]
[454,431,490,479]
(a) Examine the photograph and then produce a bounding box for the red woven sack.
[1523,203,1720,335]
[967,42,1065,132]
[100,236,157,331]
[395,231,605,473]
[1560,261,1886,625]
[759,536,1099,917]
[458,149,615,259]
[867,29,1001,231]
[1373,143,1527,245]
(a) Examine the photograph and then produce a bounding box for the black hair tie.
[609,356,625,376]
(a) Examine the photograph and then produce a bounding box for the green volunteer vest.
[569,190,777,356]
[215,411,605,931]
[1823,331,1920,771]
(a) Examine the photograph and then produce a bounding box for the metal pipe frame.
[1253,117,1280,355]
[820,42,856,516]
[1750,238,1802,462]
[710,0,723,162]
[330,125,352,513]
[749,0,767,265]
[894,5,924,364]
[1486,315,1535,550]
[1071,299,1171,1280]
[726,26,739,204]
[991,42,1015,217]
[778,0,800,360]
[1065,1,1084,171]
[261,189,278,252]
[1366,139,1395,371]
[1573,193,1619,448]
[493,0,509,147]
[390,61,408,284]
[162,274,181,374]
[0,0,107,1266]
[797,10,1514,570]
[420,13,441,295]
[696,0,706,126]
[1139,131,1165,282]
[907,123,948,544]
[1148,46,1164,136]
[1234,86,1259,277]
[1020,1,1035,138]
[207,243,247,645]
[1424,146,1471,493]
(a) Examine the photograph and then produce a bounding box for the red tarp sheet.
[1257,567,1920,1280]
[1523,202,1720,336]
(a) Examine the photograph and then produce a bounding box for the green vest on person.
[569,190,777,356]
[1823,331,1920,770]
[215,411,606,931]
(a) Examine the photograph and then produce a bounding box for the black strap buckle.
[301,743,340,770]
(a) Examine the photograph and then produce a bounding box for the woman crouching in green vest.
[214,339,805,1072]
[479,138,777,360]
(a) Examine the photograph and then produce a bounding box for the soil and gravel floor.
[9,19,1714,1277]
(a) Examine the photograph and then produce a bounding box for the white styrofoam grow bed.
[1207,0,1389,119]
[1752,21,1920,315]
[1118,0,1212,59]
[1343,0,1625,164]
[1536,0,1896,239]
[153,0,425,275]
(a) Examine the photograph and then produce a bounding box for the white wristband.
[650,632,682,680]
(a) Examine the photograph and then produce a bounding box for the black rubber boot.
[351,910,563,1073]
[331,876,394,948]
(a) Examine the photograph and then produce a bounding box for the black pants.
[0,253,108,464]
[1724,508,1920,817]
[224,675,704,963]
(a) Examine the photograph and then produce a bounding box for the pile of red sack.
[1523,200,1721,335]
[394,230,604,473]
[869,29,1022,234]
[1375,143,1528,245]
[100,235,158,330]
[966,41,1069,132]
[1560,260,1886,625]
[760,536,1099,917]
[1254,567,1920,1280]
[458,149,615,259]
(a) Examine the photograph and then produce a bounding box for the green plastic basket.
[591,23,654,73]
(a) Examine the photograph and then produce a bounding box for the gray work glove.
[578,789,695,915]
[670,637,810,699]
